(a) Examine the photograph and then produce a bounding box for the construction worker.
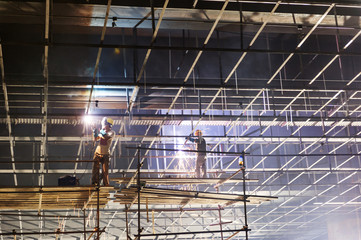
[91,117,115,186]
[186,130,207,178]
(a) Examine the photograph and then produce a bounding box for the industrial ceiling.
[1,0,361,239]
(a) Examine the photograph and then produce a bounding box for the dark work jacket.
[189,136,206,155]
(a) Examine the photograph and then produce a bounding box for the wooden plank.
[114,187,277,206]
[0,186,113,210]
[38,192,43,214]
[112,177,258,185]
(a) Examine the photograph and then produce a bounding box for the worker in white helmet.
[186,130,207,178]
[91,117,115,186]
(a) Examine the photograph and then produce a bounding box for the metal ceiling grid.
[1,0,361,240]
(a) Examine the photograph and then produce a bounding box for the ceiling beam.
[5,0,361,15]
[127,0,169,112]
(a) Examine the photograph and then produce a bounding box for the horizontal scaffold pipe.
[125,146,361,157]
[126,146,248,155]
[0,230,105,236]
[0,213,86,218]
[1,168,361,174]
[0,160,94,164]
[124,207,224,212]
[1,152,360,162]
[136,228,250,237]
[1,135,361,144]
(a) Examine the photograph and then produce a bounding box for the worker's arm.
[99,129,115,140]
[185,136,196,142]
[98,129,108,139]
[92,128,100,141]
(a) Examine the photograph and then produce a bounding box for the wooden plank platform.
[112,177,258,186]
[0,186,114,210]
[114,187,277,206]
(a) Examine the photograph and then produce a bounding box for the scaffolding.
[0,147,277,240]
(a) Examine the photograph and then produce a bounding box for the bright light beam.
[84,115,94,125]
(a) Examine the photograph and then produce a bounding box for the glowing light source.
[84,115,94,125]
[239,155,244,166]
[175,148,194,175]
[114,48,120,54]
[176,150,186,159]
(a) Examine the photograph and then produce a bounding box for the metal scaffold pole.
[97,172,100,240]
[241,152,249,240]
[125,205,130,240]
[83,210,86,240]
[97,189,100,239]
[137,146,142,239]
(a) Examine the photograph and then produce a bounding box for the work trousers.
[195,154,207,178]
[92,153,110,186]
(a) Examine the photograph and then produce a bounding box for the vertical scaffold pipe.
[83,210,86,240]
[97,179,100,239]
[137,147,141,239]
[125,205,130,239]
[241,159,248,240]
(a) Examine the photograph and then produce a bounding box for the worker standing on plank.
[186,130,207,178]
[91,117,115,186]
